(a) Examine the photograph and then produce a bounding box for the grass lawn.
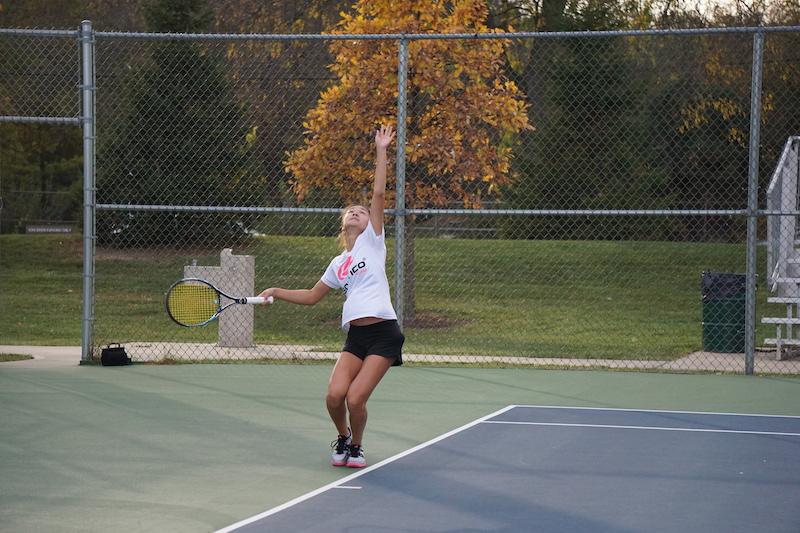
[0,234,776,360]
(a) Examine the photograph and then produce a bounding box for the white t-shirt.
[321,220,397,330]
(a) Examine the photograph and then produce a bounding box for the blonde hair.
[337,204,369,250]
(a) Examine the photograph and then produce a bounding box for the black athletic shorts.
[342,319,405,366]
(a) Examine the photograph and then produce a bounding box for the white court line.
[510,404,800,419]
[482,420,800,437]
[333,486,362,490]
[215,404,517,533]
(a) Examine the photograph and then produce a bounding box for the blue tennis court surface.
[218,406,800,533]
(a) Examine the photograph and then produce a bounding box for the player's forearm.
[373,146,388,198]
[272,288,317,305]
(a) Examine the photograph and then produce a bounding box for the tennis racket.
[165,278,273,327]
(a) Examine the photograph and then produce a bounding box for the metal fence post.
[745,30,765,375]
[394,37,409,329]
[80,20,96,364]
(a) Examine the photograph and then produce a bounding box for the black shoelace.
[331,435,349,454]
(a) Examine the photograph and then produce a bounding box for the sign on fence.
[25,225,73,234]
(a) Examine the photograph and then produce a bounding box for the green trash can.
[701,272,746,353]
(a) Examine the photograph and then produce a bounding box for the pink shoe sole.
[346,462,367,468]
[331,460,348,467]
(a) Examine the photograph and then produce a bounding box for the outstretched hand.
[258,288,276,304]
[375,124,395,150]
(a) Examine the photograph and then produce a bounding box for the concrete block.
[185,248,255,347]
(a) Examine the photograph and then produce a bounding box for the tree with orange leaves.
[285,0,532,321]
[285,0,532,210]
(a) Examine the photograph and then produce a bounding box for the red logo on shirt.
[337,256,353,281]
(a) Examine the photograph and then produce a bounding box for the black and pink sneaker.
[346,444,366,468]
[330,429,352,467]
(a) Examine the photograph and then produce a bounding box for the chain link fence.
[0,29,83,234]
[2,24,800,374]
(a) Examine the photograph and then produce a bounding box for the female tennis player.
[258,124,404,468]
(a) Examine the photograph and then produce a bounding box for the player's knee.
[326,387,346,407]
[346,391,367,411]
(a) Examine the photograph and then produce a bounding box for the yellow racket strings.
[167,283,219,326]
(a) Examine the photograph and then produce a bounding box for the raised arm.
[370,124,395,234]
[259,280,330,306]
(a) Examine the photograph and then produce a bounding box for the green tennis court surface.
[1,362,798,532]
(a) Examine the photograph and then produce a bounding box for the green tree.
[507,0,665,239]
[0,1,85,233]
[0,125,81,233]
[97,0,263,246]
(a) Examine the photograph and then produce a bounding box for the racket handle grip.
[246,296,274,305]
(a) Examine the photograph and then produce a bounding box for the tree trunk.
[402,214,416,323]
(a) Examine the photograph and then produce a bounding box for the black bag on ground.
[101,343,131,366]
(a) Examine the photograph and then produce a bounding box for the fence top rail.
[87,25,800,42]
[1,24,796,41]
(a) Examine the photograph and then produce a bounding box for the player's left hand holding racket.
[165,278,273,327]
